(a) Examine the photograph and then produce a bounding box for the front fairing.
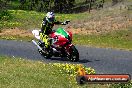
[50,28,71,46]
[55,27,69,39]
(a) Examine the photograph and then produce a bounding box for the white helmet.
[46,12,55,23]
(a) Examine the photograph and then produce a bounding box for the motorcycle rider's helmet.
[46,12,55,23]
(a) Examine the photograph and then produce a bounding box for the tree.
[19,0,26,9]
[54,0,75,13]
[0,0,9,10]
[112,0,118,6]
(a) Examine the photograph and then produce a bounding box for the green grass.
[0,10,44,29]
[0,56,74,88]
[0,55,103,88]
[0,55,132,88]
[73,29,132,50]
[0,10,90,29]
[0,35,33,42]
[0,9,132,50]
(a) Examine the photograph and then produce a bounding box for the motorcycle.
[32,21,79,62]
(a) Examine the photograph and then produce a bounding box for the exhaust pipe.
[32,40,43,51]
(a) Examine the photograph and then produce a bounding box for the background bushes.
[0,0,106,13]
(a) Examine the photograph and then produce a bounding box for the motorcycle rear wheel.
[38,49,52,59]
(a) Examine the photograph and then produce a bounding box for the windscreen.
[56,27,69,38]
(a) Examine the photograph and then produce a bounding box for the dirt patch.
[71,16,132,35]
[0,28,33,37]
[0,27,96,38]
[66,26,98,35]
[70,6,132,35]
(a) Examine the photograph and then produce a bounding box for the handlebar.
[62,20,70,25]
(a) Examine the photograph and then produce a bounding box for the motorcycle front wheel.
[68,45,79,62]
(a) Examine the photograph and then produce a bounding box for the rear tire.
[38,48,53,59]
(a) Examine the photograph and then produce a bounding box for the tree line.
[0,0,123,13]
[18,0,76,13]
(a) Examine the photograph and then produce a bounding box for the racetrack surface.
[0,40,132,76]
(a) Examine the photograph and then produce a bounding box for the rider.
[40,12,68,50]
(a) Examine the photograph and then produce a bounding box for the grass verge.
[0,55,132,88]
[0,55,103,88]
[0,9,132,50]
[0,29,132,51]
[73,29,132,51]
[0,10,90,30]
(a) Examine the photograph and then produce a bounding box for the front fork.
[65,43,73,52]
[64,43,73,59]
[32,40,46,54]
[32,40,43,51]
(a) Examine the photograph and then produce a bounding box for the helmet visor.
[48,17,55,22]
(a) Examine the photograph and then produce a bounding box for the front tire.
[68,45,79,62]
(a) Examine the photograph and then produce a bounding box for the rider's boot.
[38,40,44,47]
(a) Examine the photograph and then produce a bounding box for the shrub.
[51,63,95,76]
[109,81,132,88]
[0,10,13,21]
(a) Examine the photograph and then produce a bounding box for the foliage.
[0,9,132,50]
[0,55,97,88]
[54,0,75,13]
[0,56,132,88]
[0,10,89,29]
[0,0,106,13]
[0,10,13,21]
[73,29,132,50]
[109,81,132,88]
[0,10,44,29]
[0,0,9,10]
[52,63,95,76]
[8,0,76,13]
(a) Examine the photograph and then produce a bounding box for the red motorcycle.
[32,23,79,62]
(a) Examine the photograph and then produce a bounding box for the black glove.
[61,20,70,25]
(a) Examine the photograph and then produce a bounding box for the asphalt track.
[0,40,132,76]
